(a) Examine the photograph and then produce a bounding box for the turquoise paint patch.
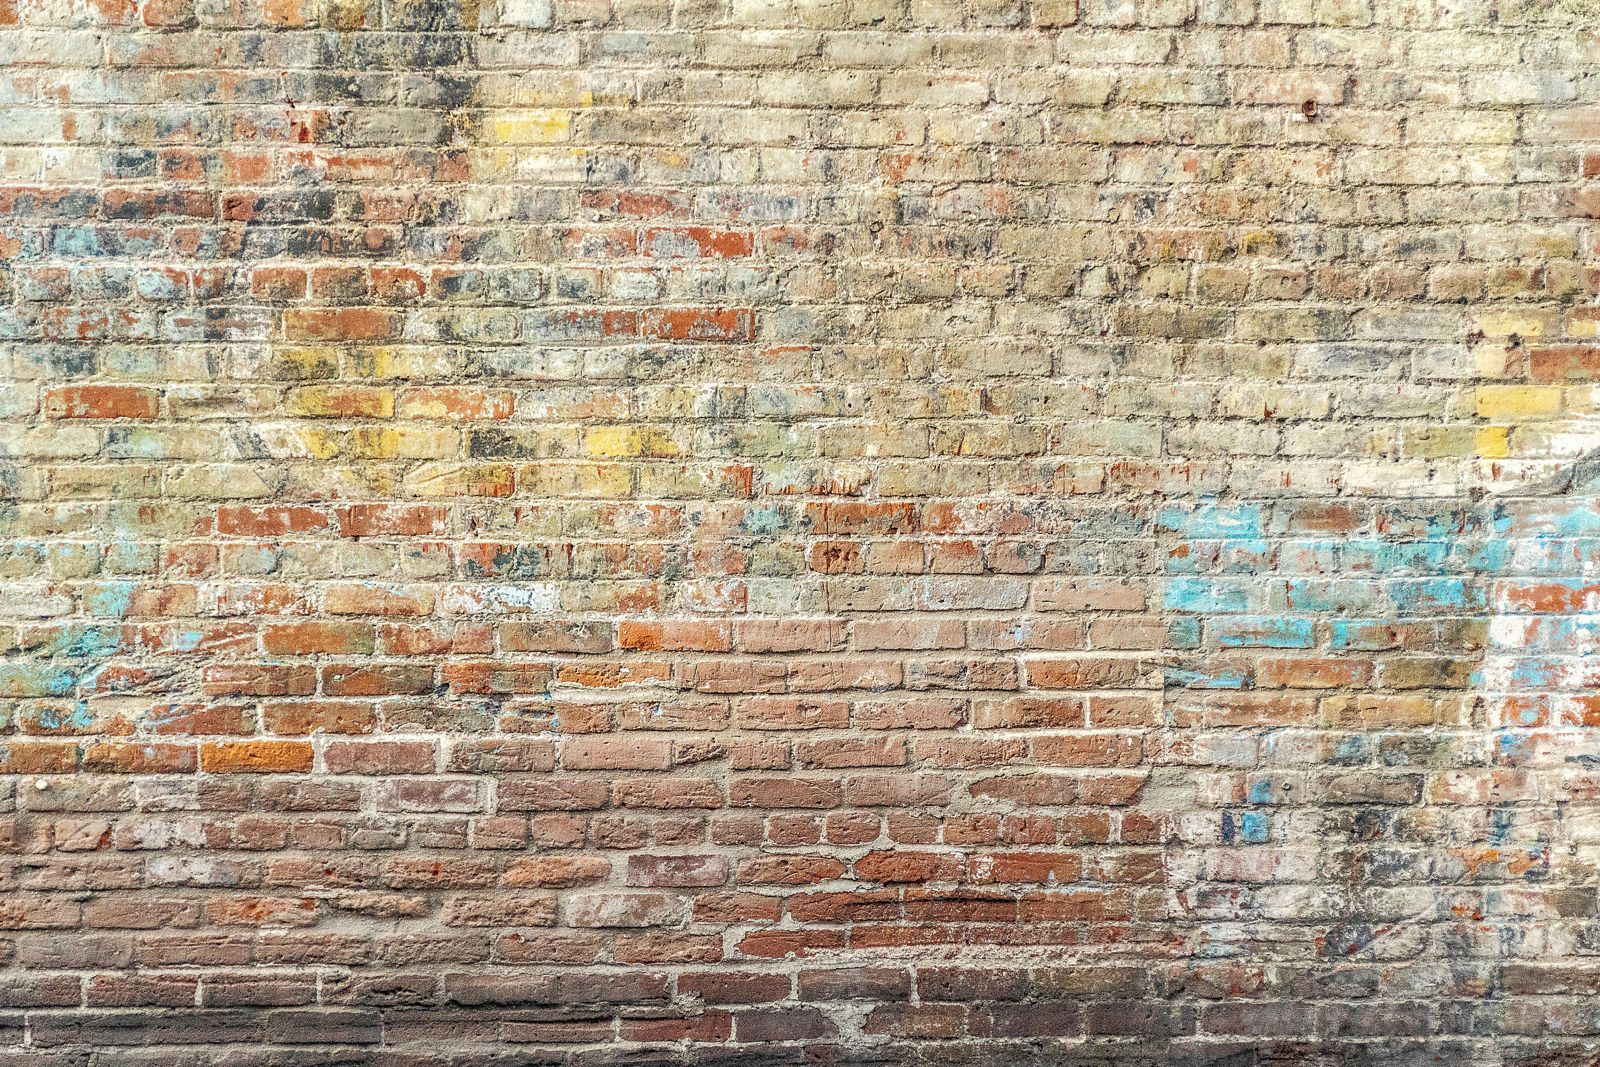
[1164,665,1248,690]
[1506,657,1563,690]
[1281,580,1376,614]
[1331,735,1369,763]
[1165,578,1251,614]
[1488,809,1513,847]
[1382,506,1475,539]
[1156,502,1264,540]
[1388,578,1482,614]
[34,700,96,732]
[1495,501,1600,538]
[1494,731,1528,764]
[1163,550,1206,577]
[43,625,123,659]
[741,505,784,535]
[1212,616,1315,649]
[0,664,81,697]
[1329,619,1394,651]
[1531,615,1600,646]
[85,581,137,618]
[465,545,550,580]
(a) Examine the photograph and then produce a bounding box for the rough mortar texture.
[2,0,1600,1063]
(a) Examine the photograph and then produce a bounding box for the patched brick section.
[4,0,1600,1062]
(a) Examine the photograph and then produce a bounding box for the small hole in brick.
[1302,99,1319,119]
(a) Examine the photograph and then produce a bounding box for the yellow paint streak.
[489,110,571,144]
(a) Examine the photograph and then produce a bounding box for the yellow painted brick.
[1405,427,1478,460]
[1474,386,1561,420]
[1471,310,1554,339]
[284,387,395,419]
[584,426,681,459]
[1566,307,1600,338]
[346,346,458,380]
[488,110,571,144]
[268,346,340,380]
[1474,426,1511,459]
[296,428,345,460]
[345,426,458,460]
[345,427,401,460]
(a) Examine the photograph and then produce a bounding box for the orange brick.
[262,621,375,655]
[283,308,401,341]
[618,620,732,652]
[200,741,314,774]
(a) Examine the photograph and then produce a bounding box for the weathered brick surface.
[3,0,1600,1061]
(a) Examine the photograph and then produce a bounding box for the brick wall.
[3,0,1600,1061]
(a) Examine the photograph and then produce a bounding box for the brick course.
[3,0,1600,1062]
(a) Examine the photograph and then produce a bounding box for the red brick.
[335,504,449,538]
[321,663,435,696]
[215,506,330,537]
[322,741,435,774]
[43,385,159,420]
[639,307,755,341]
[643,227,755,258]
[262,700,376,735]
